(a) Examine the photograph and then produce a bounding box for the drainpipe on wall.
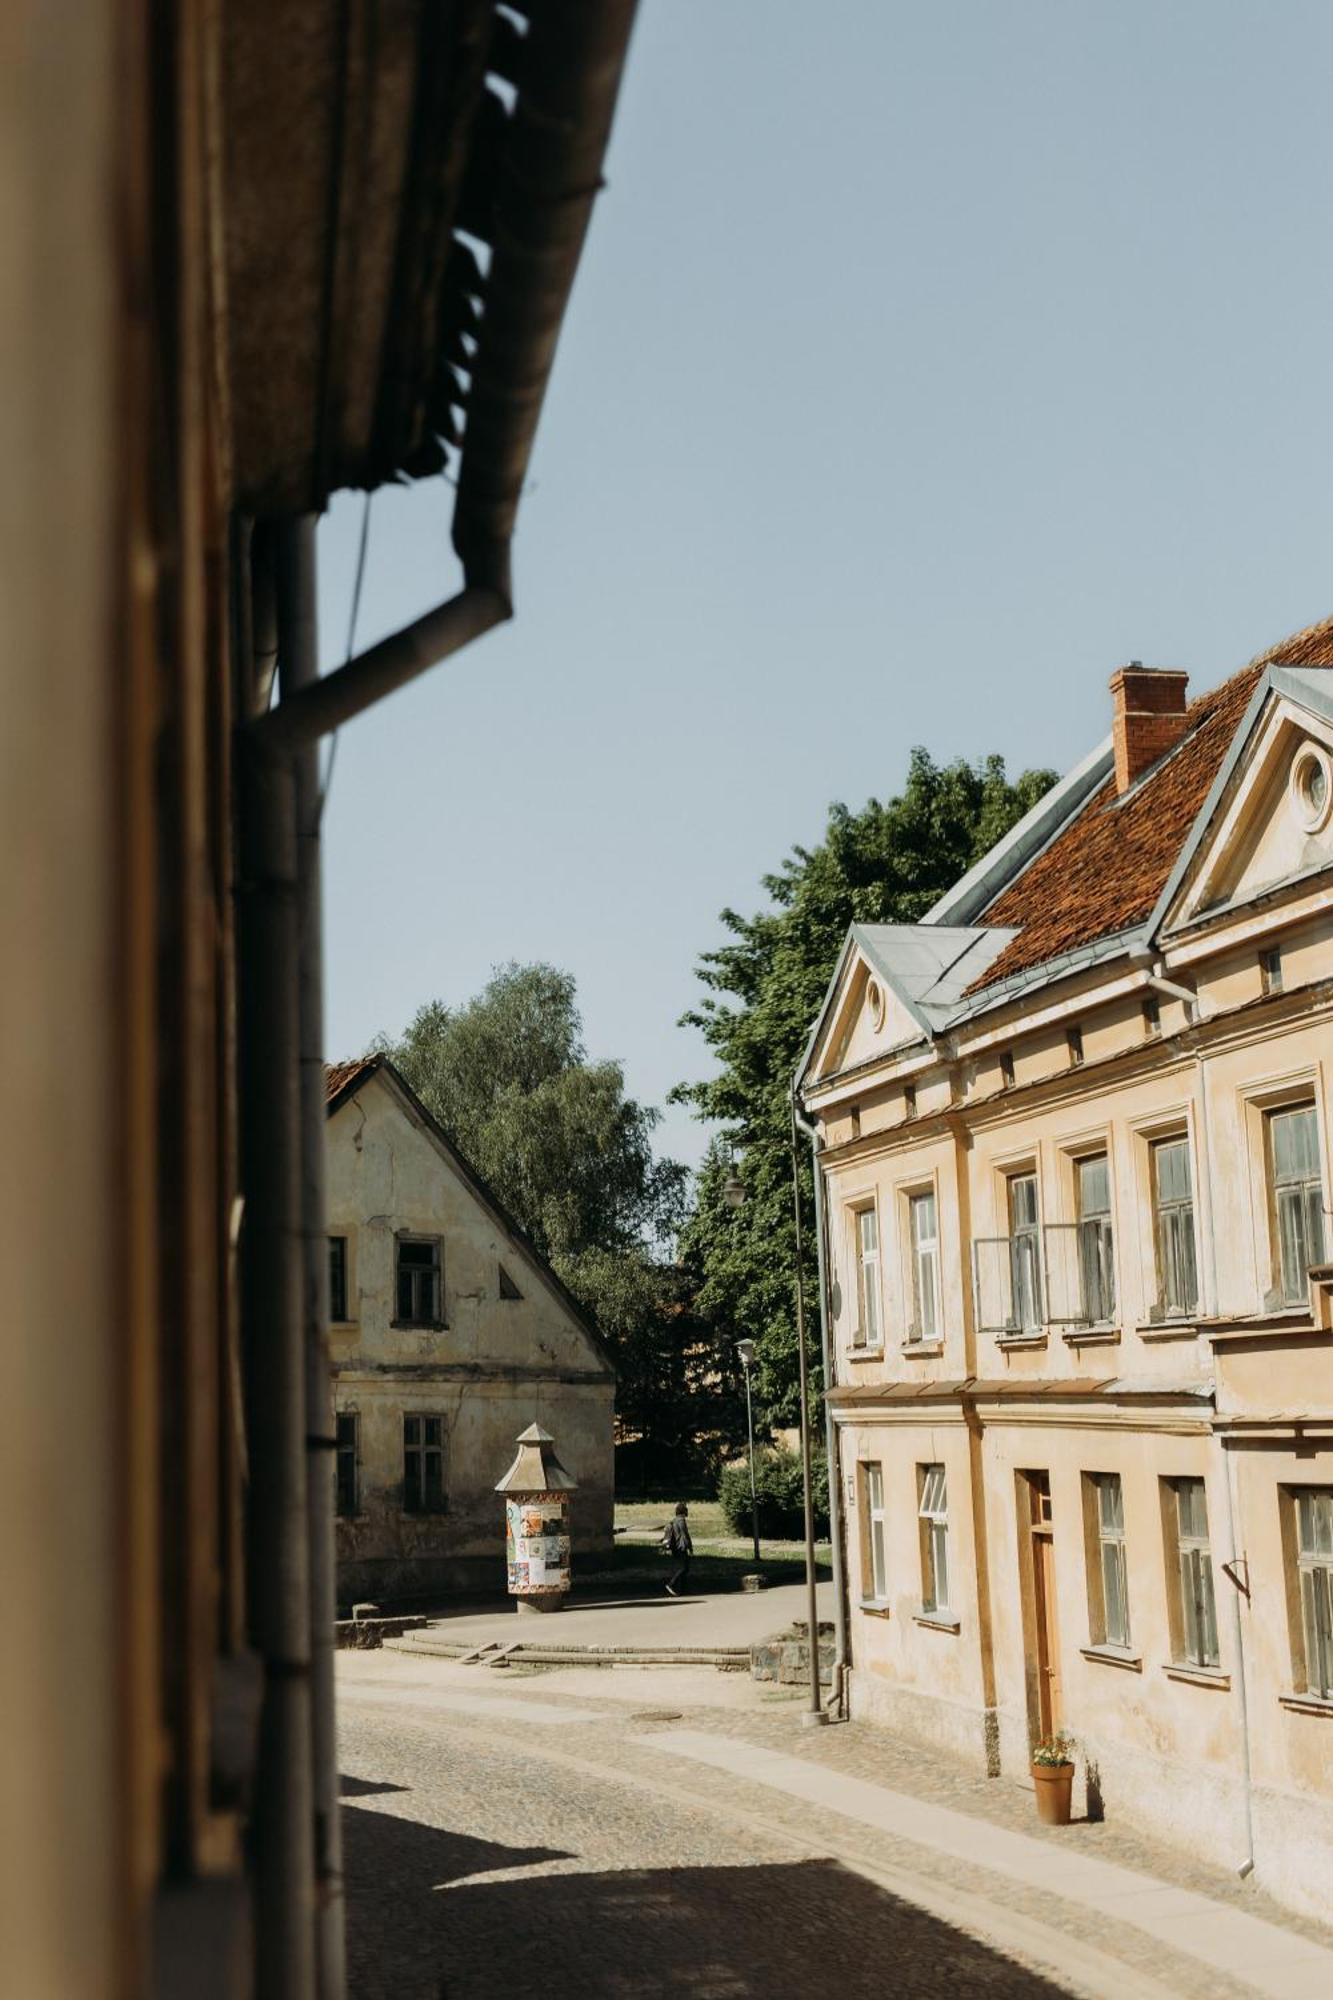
[1142,959,1255,1878]
[792,1096,850,1717]
[947,1110,1000,1775]
[275,518,347,1998]
[237,708,316,2000]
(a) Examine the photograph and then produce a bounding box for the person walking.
[663,1502,693,1596]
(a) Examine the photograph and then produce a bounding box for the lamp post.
[736,1338,760,1565]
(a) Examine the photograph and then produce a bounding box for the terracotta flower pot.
[1031,1759,1075,1825]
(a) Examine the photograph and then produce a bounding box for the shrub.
[718,1445,828,1541]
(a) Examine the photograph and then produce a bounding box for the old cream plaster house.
[799,617,1333,1920]
[325,1057,615,1605]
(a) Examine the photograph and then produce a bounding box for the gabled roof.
[324,1053,614,1378]
[963,613,1333,993]
[799,612,1333,1098]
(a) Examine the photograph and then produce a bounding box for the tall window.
[1152,1138,1197,1319]
[854,1206,881,1349]
[909,1191,940,1343]
[1076,1153,1115,1324]
[862,1462,887,1602]
[335,1411,358,1518]
[1295,1488,1333,1699]
[1008,1173,1042,1332]
[1086,1472,1131,1649]
[1166,1477,1218,1669]
[329,1235,349,1323]
[1267,1106,1326,1306]
[918,1463,949,1615]
[396,1235,442,1326]
[403,1414,446,1514]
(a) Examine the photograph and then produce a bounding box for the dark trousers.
[669,1554,690,1591]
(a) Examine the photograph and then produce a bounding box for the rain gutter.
[251,0,639,753]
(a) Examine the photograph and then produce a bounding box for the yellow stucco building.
[326,1058,615,1605]
[799,618,1333,1920]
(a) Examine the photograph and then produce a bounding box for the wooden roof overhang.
[223,0,637,600]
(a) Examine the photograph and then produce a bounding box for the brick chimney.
[1109,663,1189,794]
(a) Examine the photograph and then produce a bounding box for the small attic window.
[1291,744,1332,834]
[1067,1024,1084,1068]
[999,1051,1016,1090]
[1260,947,1283,996]
[903,1081,917,1121]
[498,1263,523,1301]
[867,978,886,1031]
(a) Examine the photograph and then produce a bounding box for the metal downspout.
[788,1096,828,1723]
[793,1100,850,1716]
[276,519,347,1995]
[238,711,316,2000]
[1147,960,1254,1876]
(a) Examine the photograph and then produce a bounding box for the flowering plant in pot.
[1030,1732,1076,1825]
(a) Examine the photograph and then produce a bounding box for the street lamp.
[736,1337,760,1566]
[722,1163,746,1209]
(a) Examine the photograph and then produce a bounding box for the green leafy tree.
[675,749,1055,1424]
[377,963,690,1404]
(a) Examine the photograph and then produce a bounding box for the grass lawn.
[615,1497,728,1539]
[588,1541,831,1594]
[604,1499,830,1594]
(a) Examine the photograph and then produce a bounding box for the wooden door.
[1028,1472,1061,1737]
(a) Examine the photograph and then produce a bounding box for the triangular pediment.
[800,922,1015,1090]
[1160,684,1333,933]
[802,937,928,1091]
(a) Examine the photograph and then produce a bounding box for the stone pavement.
[386,1576,834,1656]
[336,1648,1333,1999]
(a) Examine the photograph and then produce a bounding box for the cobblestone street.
[336,1649,1333,2000]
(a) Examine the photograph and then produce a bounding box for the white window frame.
[850,1201,882,1350]
[907,1188,940,1344]
[1265,1103,1327,1307]
[1075,1151,1116,1326]
[1166,1476,1219,1670]
[862,1461,888,1604]
[1294,1487,1333,1699]
[1151,1135,1198,1321]
[918,1462,949,1615]
[1086,1471,1131,1650]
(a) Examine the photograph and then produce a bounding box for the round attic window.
[1291,744,1333,833]
[867,978,886,1030]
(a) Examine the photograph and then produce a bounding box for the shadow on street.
[342,1798,1067,1999]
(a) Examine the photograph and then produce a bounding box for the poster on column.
[505,1492,571,1593]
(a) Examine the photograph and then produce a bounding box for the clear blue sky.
[320,0,1333,1169]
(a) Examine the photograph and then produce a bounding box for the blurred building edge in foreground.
[0,4,638,1995]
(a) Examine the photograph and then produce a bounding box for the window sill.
[901,1340,944,1358]
[391,1321,448,1333]
[1278,1692,1333,1718]
[913,1611,960,1633]
[847,1345,886,1364]
[1163,1662,1229,1690]
[859,1598,891,1619]
[1063,1325,1121,1348]
[995,1331,1048,1351]
[1080,1644,1142,1672]
[1138,1320,1199,1342]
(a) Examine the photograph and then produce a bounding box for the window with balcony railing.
[973,1170,1043,1335]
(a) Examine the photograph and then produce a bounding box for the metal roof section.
[852,921,1017,1028]
[924,734,1115,927]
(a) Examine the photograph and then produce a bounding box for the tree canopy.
[674,749,1056,1424]
[378,965,712,1471]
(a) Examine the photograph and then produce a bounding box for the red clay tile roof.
[325,1055,381,1101]
[968,614,1333,993]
